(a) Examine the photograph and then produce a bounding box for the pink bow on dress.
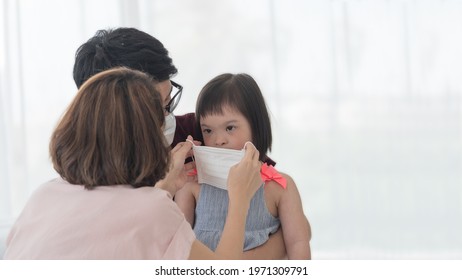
[260,163,287,189]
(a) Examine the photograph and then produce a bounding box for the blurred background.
[1,0,461,259]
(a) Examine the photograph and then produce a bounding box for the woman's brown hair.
[50,67,170,189]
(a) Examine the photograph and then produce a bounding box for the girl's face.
[200,106,252,150]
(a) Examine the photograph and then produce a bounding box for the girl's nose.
[214,134,228,147]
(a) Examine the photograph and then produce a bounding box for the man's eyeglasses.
[165,81,183,114]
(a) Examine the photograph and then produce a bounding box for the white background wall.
[1,0,461,259]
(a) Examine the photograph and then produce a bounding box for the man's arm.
[242,227,287,259]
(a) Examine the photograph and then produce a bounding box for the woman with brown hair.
[3,67,264,259]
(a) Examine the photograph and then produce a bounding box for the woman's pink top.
[4,178,195,259]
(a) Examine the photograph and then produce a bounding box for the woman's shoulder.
[137,187,183,213]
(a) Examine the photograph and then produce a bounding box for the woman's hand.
[227,143,262,210]
[156,136,195,196]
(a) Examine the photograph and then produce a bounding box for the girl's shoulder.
[262,165,289,198]
[176,181,201,201]
[187,181,202,200]
[262,165,299,201]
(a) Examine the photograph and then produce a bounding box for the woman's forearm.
[189,201,250,260]
[214,201,250,259]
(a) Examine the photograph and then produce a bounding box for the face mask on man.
[163,112,176,146]
[189,141,255,190]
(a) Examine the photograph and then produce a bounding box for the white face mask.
[163,112,176,146]
[190,142,253,190]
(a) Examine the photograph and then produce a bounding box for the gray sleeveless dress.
[193,183,280,251]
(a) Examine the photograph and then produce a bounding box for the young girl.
[175,73,311,259]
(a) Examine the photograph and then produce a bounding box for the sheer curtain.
[1,0,461,259]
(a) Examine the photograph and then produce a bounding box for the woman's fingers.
[243,142,259,162]
[171,139,193,156]
[170,138,193,165]
[227,142,262,205]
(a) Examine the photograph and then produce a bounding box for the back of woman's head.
[196,73,272,159]
[73,27,177,88]
[51,67,170,189]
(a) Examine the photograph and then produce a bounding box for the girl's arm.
[174,182,198,226]
[278,174,312,259]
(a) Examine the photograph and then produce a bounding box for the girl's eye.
[202,128,212,134]
[226,126,236,132]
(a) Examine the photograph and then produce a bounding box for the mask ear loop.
[243,141,256,150]
[186,139,196,146]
